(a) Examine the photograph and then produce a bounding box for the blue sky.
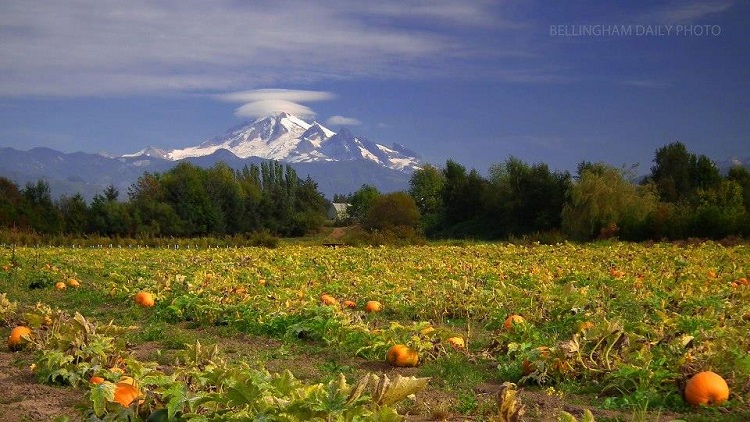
[0,0,747,174]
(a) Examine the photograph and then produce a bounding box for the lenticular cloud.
[221,89,334,118]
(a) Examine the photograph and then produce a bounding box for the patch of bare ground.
[0,350,83,422]
[328,227,346,239]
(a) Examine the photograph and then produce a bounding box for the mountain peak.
[124,113,420,172]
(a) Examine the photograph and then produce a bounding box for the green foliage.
[2,160,329,240]
[409,164,445,219]
[363,192,421,232]
[562,163,657,240]
[348,184,380,222]
[31,311,135,387]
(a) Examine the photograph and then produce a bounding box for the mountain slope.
[0,112,422,200]
[128,112,421,172]
[0,147,411,200]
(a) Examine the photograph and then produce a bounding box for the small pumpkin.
[67,278,80,288]
[55,281,67,290]
[684,371,729,406]
[503,314,526,331]
[89,376,105,384]
[445,336,465,349]
[8,326,32,351]
[386,344,419,367]
[342,300,357,309]
[113,382,141,407]
[135,291,155,307]
[364,300,383,313]
[320,294,338,306]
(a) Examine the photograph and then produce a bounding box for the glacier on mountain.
[124,112,420,172]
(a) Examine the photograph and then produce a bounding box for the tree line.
[341,141,749,241]
[1,141,749,242]
[0,161,328,239]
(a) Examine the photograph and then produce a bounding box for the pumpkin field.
[1,241,749,421]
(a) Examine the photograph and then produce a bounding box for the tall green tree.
[562,163,657,240]
[161,163,220,236]
[20,180,62,234]
[0,177,23,229]
[409,164,445,216]
[205,163,243,234]
[348,185,380,222]
[647,141,720,203]
[89,185,131,236]
[57,193,89,235]
[727,165,750,211]
[128,172,182,236]
[488,157,570,235]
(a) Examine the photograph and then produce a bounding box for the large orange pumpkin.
[8,326,32,351]
[386,344,419,367]
[684,371,729,406]
[364,300,382,313]
[113,382,141,407]
[135,291,155,307]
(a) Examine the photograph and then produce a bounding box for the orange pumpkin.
[445,336,465,349]
[89,376,105,384]
[320,294,338,306]
[55,281,67,290]
[342,300,357,309]
[113,382,141,407]
[8,326,32,351]
[386,344,419,367]
[364,300,382,313]
[684,371,729,406]
[503,314,526,330]
[67,278,80,288]
[134,291,155,307]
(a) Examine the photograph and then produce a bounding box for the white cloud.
[0,1,533,97]
[234,100,316,119]
[222,89,335,104]
[222,89,333,119]
[640,0,735,23]
[326,115,362,126]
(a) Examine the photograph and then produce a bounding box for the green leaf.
[163,383,189,419]
[91,382,116,417]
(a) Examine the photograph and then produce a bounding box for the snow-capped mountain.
[123,112,420,172]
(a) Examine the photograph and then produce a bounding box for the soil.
[328,227,346,239]
[0,349,83,422]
